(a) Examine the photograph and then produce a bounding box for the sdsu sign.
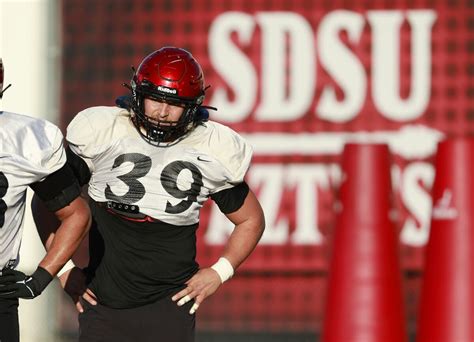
[204,10,441,249]
[209,10,436,123]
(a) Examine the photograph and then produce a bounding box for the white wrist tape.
[57,260,76,278]
[211,257,234,283]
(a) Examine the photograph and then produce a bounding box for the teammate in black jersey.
[0,59,91,342]
[34,47,265,341]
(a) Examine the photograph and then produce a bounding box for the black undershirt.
[66,147,91,187]
[86,200,199,308]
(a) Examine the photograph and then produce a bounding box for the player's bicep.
[225,189,265,227]
[30,163,81,212]
[53,195,89,222]
[210,181,249,214]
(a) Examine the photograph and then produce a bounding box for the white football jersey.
[67,106,253,226]
[0,111,66,270]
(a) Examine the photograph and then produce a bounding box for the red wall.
[61,0,474,334]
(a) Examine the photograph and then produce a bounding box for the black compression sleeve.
[66,146,92,186]
[210,181,249,214]
[30,163,81,212]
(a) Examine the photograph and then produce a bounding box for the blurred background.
[0,0,473,341]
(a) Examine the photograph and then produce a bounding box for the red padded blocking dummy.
[417,138,474,342]
[322,143,406,342]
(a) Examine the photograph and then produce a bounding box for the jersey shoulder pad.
[194,121,253,184]
[0,111,65,172]
[66,106,132,159]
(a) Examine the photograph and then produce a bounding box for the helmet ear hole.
[127,47,207,146]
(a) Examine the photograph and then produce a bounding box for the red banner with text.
[62,0,474,331]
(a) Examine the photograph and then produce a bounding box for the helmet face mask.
[128,47,206,147]
[132,97,198,145]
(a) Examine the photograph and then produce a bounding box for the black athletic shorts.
[79,295,195,342]
[0,297,19,342]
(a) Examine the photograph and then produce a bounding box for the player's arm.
[33,146,95,312]
[32,191,94,313]
[172,183,265,314]
[31,160,91,277]
[216,188,265,272]
[0,163,91,299]
[36,196,90,276]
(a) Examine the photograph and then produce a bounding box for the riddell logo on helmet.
[157,86,177,95]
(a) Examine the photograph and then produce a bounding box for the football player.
[0,58,91,342]
[41,46,265,341]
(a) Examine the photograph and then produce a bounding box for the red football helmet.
[128,47,207,146]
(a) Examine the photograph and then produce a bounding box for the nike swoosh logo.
[197,156,211,162]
